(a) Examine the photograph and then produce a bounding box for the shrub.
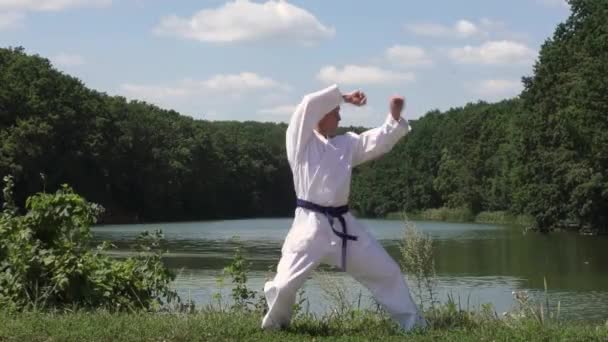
[0,175,178,311]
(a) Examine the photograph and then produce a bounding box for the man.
[261,84,426,331]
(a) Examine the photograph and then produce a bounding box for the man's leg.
[346,229,426,331]
[262,249,322,330]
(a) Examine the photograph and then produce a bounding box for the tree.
[517,0,608,231]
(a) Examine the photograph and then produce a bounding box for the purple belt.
[296,199,358,271]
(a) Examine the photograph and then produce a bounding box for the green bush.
[0,176,178,311]
[399,219,437,310]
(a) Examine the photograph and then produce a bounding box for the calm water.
[92,218,608,321]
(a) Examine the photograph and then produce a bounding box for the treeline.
[0,49,294,222]
[352,0,608,232]
[351,99,522,218]
[1,0,606,231]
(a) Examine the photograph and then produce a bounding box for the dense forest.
[1,0,606,232]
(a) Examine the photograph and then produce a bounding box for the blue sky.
[1,0,570,127]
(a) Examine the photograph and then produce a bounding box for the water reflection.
[92,218,608,321]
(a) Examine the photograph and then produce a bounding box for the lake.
[92,218,608,321]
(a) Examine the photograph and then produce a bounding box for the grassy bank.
[387,208,535,226]
[3,183,603,341]
[1,310,607,341]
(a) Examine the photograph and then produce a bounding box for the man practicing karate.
[262,84,426,331]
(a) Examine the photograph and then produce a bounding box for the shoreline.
[97,209,605,235]
[385,208,535,227]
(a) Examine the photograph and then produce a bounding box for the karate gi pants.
[261,214,426,331]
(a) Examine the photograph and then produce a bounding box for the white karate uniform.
[261,84,426,331]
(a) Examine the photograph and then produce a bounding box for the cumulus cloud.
[406,19,486,38]
[0,0,111,11]
[386,45,433,68]
[0,11,23,29]
[405,18,528,41]
[448,40,536,65]
[118,72,290,119]
[0,0,110,30]
[154,0,334,45]
[120,72,288,101]
[317,65,415,86]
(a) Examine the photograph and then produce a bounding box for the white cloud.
[536,0,569,8]
[317,65,415,86]
[0,11,23,29]
[52,53,86,67]
[201,72,289,92]
[0,0,110,29]
[448,40,536,65]
[471,79,523,98]
[386,45,433,68]
[118,73,289,119]
[406,19,485,38]
[405,18,528,41]
[0,0,111,11]
[154,0,334,45]
[455,20,479,36]
[119,72,289,105]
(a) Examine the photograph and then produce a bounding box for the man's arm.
[285,86,366,166]
[350,96,410,167]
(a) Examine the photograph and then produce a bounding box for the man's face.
[317,106,341,137]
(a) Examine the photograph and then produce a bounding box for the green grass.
[1,310,606,341]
